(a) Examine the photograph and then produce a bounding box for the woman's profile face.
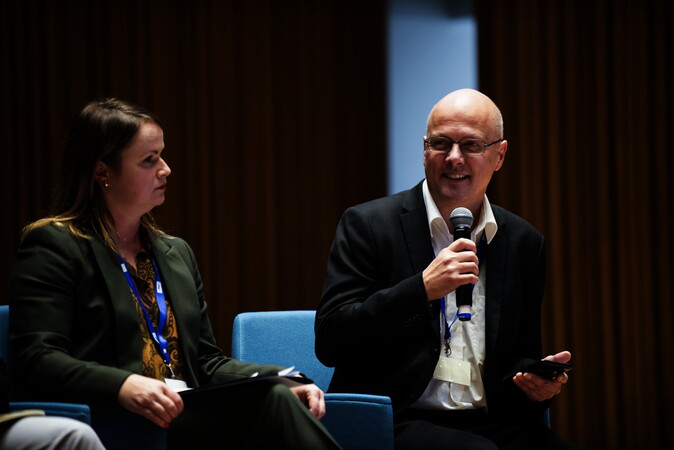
[103,121,171,219]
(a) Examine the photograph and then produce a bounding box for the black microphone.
[449,207,474,321]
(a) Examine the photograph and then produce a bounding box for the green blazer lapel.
[150,236,202,386]
[88,237,144,369]
[150,237,195,320]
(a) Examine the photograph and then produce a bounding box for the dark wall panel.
[478,0,674,448]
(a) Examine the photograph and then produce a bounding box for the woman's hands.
[118,374,184,428]
[119,374,329,425]
[289,384,327,419]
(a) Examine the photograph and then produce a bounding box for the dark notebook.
[178,374,313,399]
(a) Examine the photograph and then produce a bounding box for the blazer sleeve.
[9,225,133,403]
[315,199,437,368]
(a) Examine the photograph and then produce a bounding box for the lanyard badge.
[118,255,176,379]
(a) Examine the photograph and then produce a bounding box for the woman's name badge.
[433,355,471,386]
[165,378,190,392]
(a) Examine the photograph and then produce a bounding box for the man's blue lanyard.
[439,235,487,356]
[440,296,460,356]
[118,255,175,378]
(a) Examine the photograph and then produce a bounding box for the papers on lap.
[178,367,312,399]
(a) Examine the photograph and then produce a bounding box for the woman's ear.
[94,161,109,183]
[94,161,111,190]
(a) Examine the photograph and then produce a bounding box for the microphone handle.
[456,286,472,307]
[453,224,472,320]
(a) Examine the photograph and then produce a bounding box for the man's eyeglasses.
[424,136,503,156]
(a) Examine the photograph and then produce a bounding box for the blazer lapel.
[89,238,144,369]
[151,236,204,386]
[150,237,194,330]
[485,209,507,361]
[400,183,440,342]
[400,183,435,274]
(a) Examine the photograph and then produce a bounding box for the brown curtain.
[478,0,674,448]
[0,0,387,351]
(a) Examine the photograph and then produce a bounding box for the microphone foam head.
[449,207,473,228]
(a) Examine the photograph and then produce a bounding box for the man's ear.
[493,140,508,172]
[422,135,429,169]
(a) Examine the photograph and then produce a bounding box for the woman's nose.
[159,158,171,176]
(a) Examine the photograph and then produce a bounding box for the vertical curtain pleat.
[478,0,674,448]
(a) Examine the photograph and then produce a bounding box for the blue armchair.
[232,310,394,450]
[0,305,91,424]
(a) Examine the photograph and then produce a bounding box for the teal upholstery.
[232,310,394,450]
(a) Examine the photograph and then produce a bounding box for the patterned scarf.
[127,251,185,381]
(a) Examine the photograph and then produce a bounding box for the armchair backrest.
[231,310,334,391]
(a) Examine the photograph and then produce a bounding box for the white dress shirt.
[411,179,498,410]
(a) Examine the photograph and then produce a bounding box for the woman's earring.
[103,179,110,189]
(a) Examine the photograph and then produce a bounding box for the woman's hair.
[24,98,164,250]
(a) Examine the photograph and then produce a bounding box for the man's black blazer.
[315,181,549,420]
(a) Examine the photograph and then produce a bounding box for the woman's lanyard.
[117,255,176,379]
[439,235,487,356]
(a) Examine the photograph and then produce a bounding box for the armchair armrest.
[9,401,91,424]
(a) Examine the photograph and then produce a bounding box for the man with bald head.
[316,89,583,449]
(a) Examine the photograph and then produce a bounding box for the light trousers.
[0,416,105,450]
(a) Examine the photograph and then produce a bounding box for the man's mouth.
[445,173,468,180]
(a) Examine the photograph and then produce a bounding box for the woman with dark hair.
[9,98,340,449]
